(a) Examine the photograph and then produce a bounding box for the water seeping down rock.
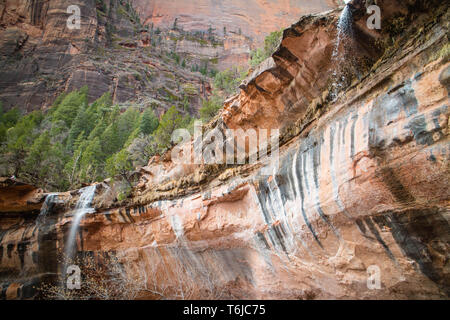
[0,0,449,299]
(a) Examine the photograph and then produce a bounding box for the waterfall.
[330,3,354,100]
[334,4,354,49]
[64,185,97,265]
[36,193,59,226]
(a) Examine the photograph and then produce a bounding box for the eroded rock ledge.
[0,0,449,299]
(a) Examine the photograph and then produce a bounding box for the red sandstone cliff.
[131,0,338,44]
[0,0,210,113]
[0,0,449,299]
[0,0,336,112]
[131,0,339,70]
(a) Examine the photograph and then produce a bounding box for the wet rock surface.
[0,0,449,299]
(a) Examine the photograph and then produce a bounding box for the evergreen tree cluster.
[213,67,247,96]
[249,30,283,68]
[0,87,192,191]
[0,29,285,192]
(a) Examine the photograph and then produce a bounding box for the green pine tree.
[199,95,223,122]
[79,137,104,183]
[154,106,186,150]
[139,108,159,135]
[24,131,51,185]
[106,148,134,188]
[2,111,43,177]
[52,86,88,127]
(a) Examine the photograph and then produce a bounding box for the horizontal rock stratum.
[131,0,338,43]
[0,0,336,112]
[0,0,449,299]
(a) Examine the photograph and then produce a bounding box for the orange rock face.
[0,178,44,214]
[132,0,338,44]
[131,0,339,70]
[0,0,449,299]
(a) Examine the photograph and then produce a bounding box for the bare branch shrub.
[38,252,145,300]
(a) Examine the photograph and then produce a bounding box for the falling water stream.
[334,4,354,53]
[330,3,354,100]
[64,185,97,267]
[36,193,59,226]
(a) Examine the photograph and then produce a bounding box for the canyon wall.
[131,0,339,70]
[0,0,209,113]
[0,0,337,112]
[131,0,338,43]
[0,0,449,299]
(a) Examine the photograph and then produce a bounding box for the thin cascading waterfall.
[36,193,59,226]
[330,2,354,100]
[334,3,354,49]
[64,185,96,267]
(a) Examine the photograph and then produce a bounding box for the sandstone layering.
[0,0,449,299]
[0,0,335,112]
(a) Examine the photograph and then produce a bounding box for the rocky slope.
[0,0,449,299]
[0,0,334,113]
[0,0,211,113]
